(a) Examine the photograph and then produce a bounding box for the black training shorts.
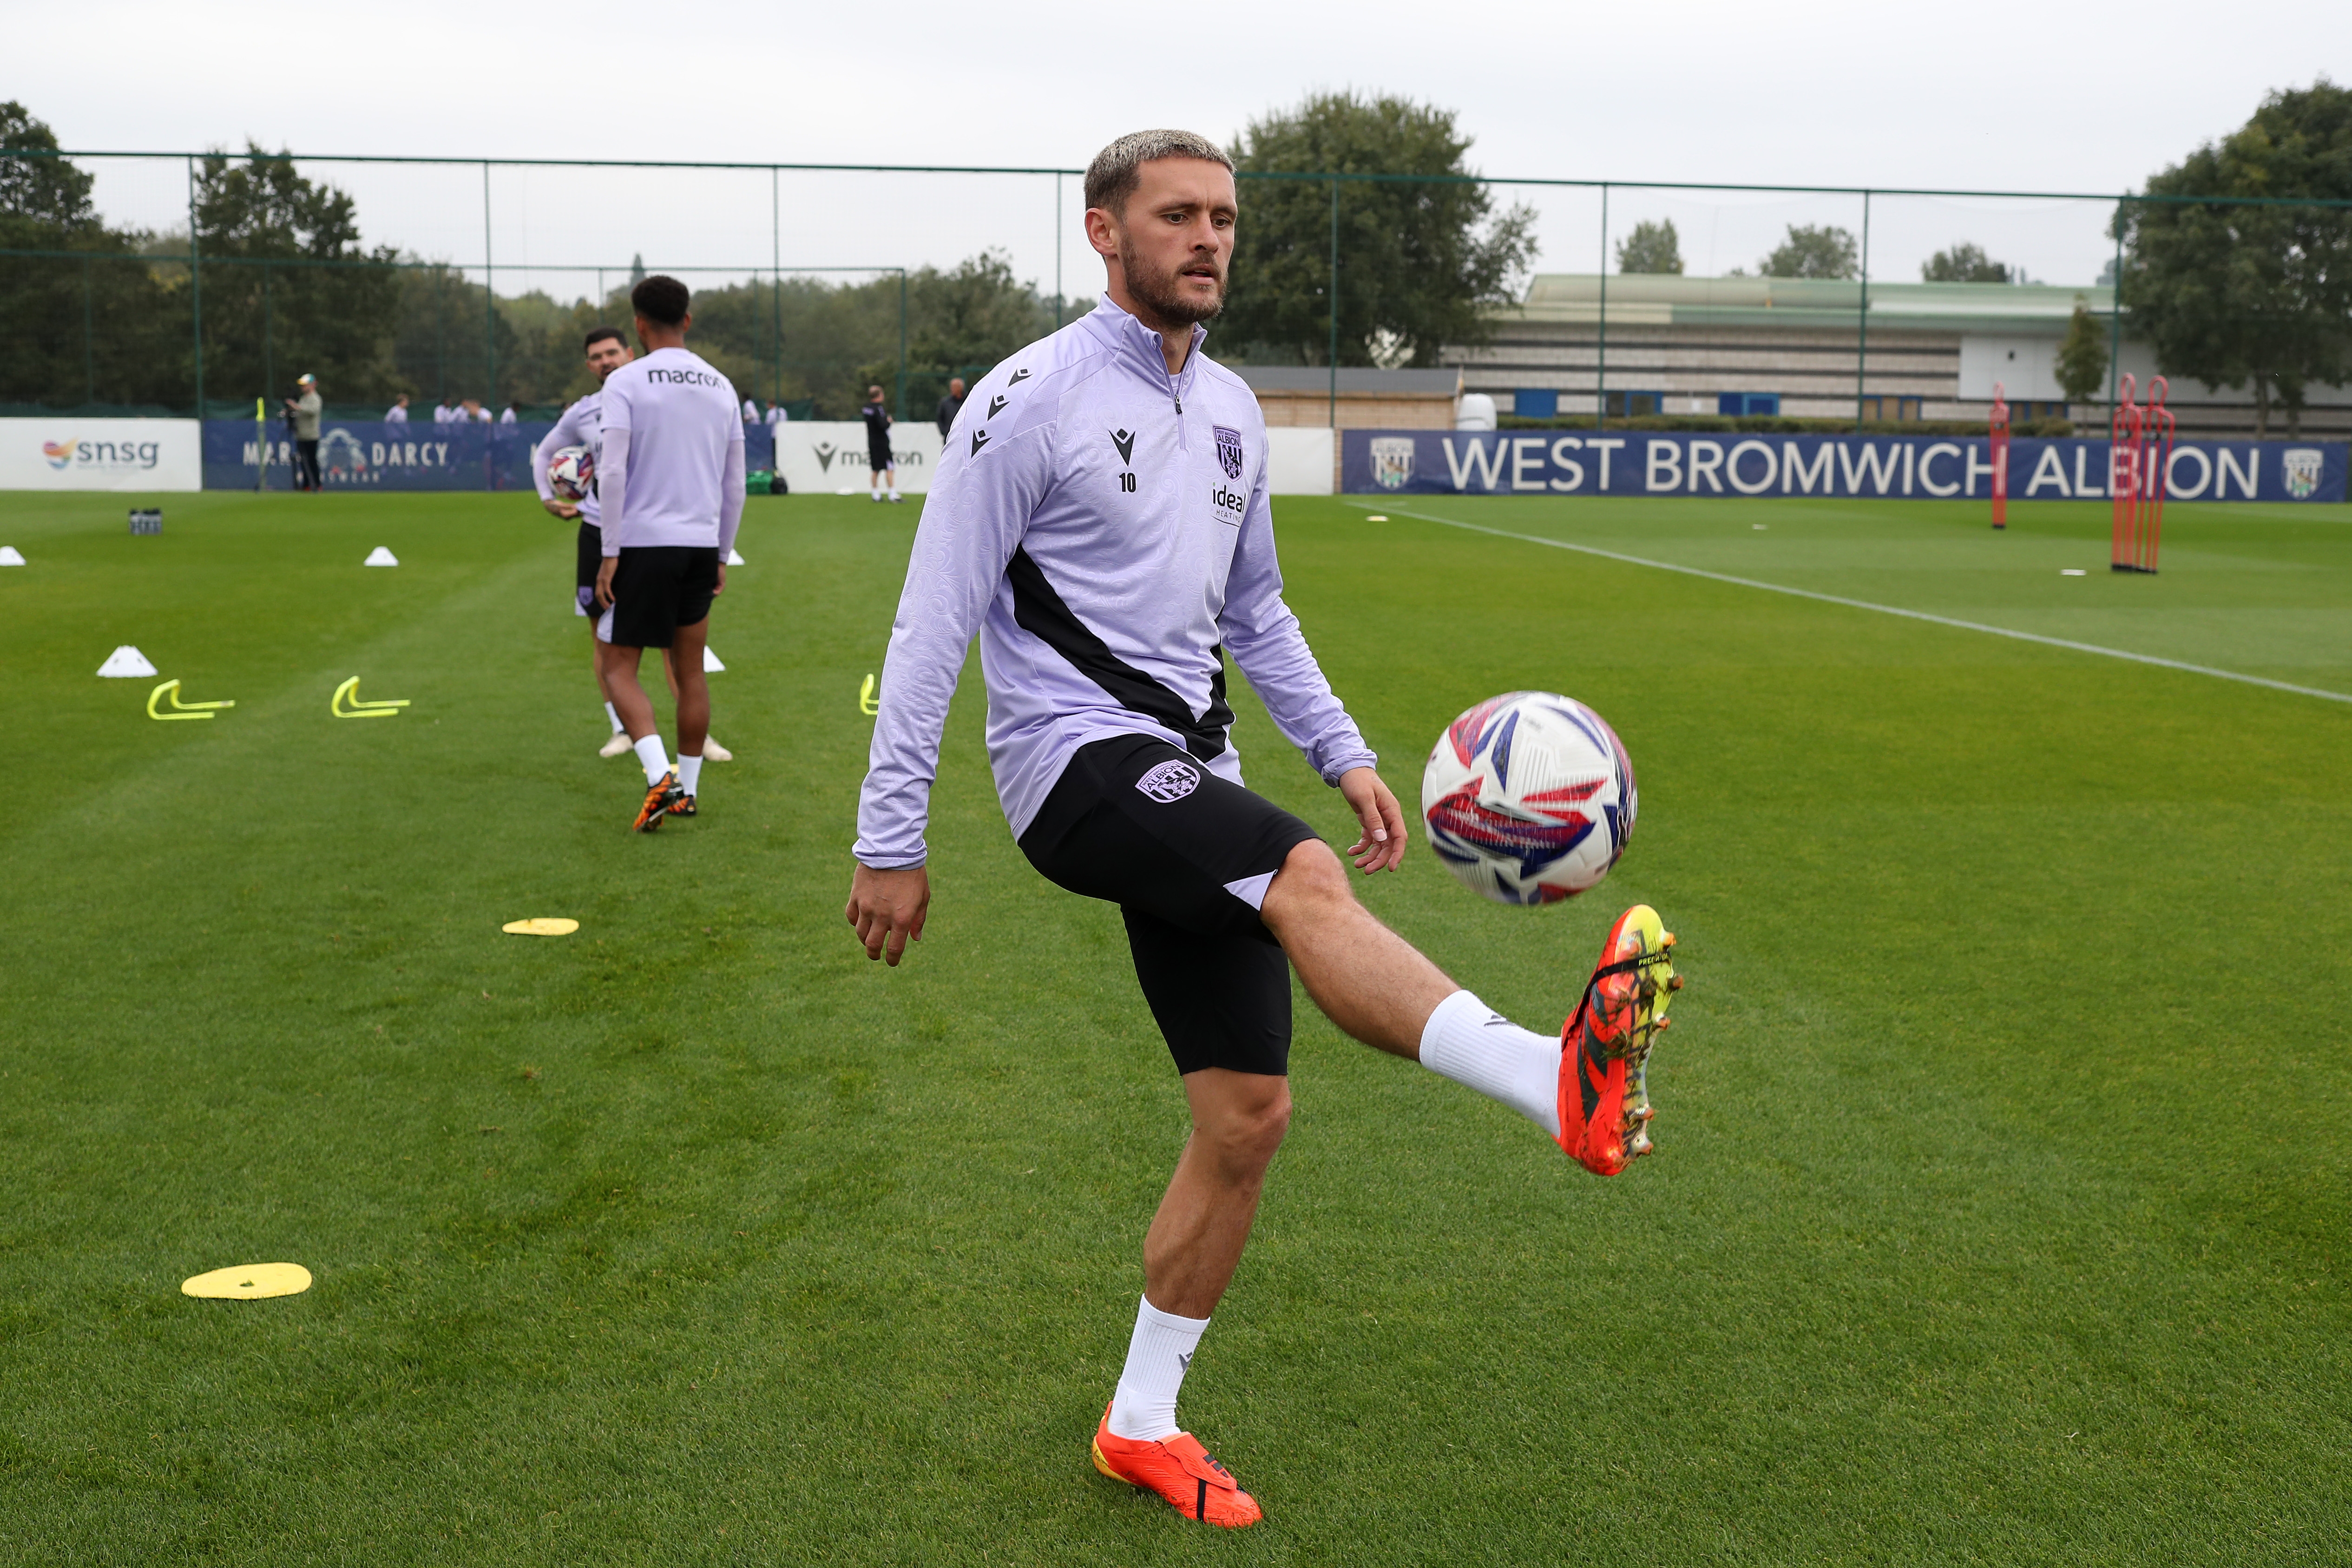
[867,440,893,472]
[574,521,603,617]
[597,545,718,649]
[1018,733,1321,1077]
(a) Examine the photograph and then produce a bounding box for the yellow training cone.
[502,918,579,936]
[331,676,410,718]
[147,679,235,721]
[182,1262,312,1299]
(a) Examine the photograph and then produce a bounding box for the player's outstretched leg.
[667,619,712,818]
[1260,840,1681,1173]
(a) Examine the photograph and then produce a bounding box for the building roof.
[1502,274,2117,336]
[1230,366,1463,395]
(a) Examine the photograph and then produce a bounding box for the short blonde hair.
[1084,130,1234,218]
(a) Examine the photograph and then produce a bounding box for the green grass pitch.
[3,485,2349,1563]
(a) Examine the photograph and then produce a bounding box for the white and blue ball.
[1419,691,1637,905]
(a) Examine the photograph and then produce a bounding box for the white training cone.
[703,646,726,674]
[0,545,24,566]
[363,547,398,567]
[726,548,746,566]
[99,645,158,678]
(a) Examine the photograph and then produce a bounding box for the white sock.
[1419,988,1563,1138]
[604,701,624,735]
[676,753,703,796]
[632,734,670,786]
[888,488,901,499]
[1106,1295,1209,1441]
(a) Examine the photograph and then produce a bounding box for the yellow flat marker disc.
[502,917,579,936]
[182,1262,312,1299]
[1365,514,1389,521]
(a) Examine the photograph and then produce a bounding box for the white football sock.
[632,734,670,786]
[604,701,624,735]
[888,488,901,500]
[1106,1295,1209,1441]
[1419,988,1563,1139]
[676,753,703,796]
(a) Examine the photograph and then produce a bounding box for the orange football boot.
[1091,1404,1263,1528]
[1558,903,1680,1175]
[632,771,683,833]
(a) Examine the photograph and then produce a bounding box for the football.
[546,444,594,502]
[1420,691,1637,905]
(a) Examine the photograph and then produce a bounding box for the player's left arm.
[714,425,746,593]
[1218,456,1405,873]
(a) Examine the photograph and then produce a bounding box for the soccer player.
[846,130,1680,1529]
[385,394,410,424]
[538,330,741,762]
[860,384,900,502]
[593,275,746,830]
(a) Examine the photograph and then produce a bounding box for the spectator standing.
[284,374,323,492]
[861,383,900,503]
[934,375,966,437]
[385,393,411,424]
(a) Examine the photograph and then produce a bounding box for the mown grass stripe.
[1363,500,2352,707]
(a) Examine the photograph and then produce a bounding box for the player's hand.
[541,497,578,520]
[846,864,930,965]
[712,561,726,597]
[1337,766,1408,873]
[594,556,617,610]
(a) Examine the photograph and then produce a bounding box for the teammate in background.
[764,400,788,427]
[594,275,746,830]
[845,130,1679,1528]
[741,396,759,422]
[499,404,519,425]
[861,385,900,502]
[385,394,410,424]
[432,399,455,424]
[537,327,736,763]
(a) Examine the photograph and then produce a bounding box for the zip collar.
[1089,295,1206,404]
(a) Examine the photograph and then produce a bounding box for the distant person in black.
[934,376,966,439]
[283,373,322,491]
[862,384,900,503]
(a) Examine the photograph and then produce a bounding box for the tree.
[1922,242,2011,283]
[2121,80,2352,437]
[1220,91,1537,367]
[2054,297,2108,406]
[0,103,186,412]
[191,146,402,409]
[1616,219,1683,275]
[1759,223,1858,280]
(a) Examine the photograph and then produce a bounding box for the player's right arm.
[846,400,1057,966]
[534,403,581,519]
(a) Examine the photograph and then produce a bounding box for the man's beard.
[1122,241,1225,327]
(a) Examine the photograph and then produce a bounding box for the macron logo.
[971,431,990,455]
[645,368,725,387]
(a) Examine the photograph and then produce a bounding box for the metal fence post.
[481,162,495,406]
[771,166,782,406]
[2108,203,2125,418]
[897,267,908,419]
[1596,183,1608,430]
[1053,171,1063,330]
[187,156,204,418]
[1853,190,1872,428]
[81,256,95,407]
[1327,177,1338,427]
[263,262,274,411]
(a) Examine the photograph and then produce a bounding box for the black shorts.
[574,521,602,617]
[1018,733,1320,1077]
[596,545,718,649]
[868,440,894,471]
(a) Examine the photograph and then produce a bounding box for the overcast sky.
[13,0,2343,298]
